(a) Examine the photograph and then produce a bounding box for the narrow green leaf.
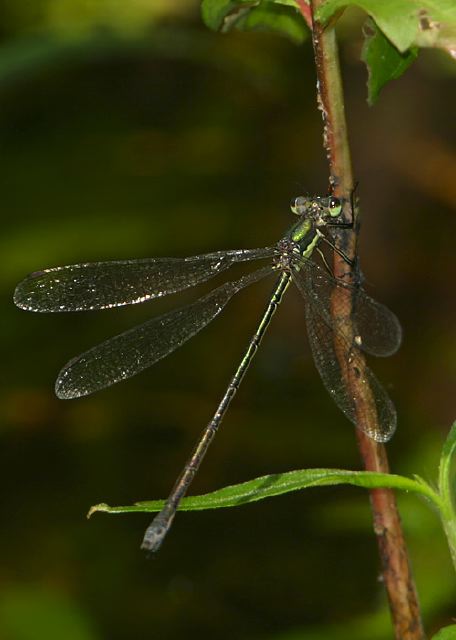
[361,18,418,105]
[440,421,456,472]
[439,421,456,516]
[201,0,307,43]
[432,625,456,640]
[316,0,456,56]
[89,467,441,516]
[438,422,456,571]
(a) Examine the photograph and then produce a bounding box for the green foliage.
[439,422,456,511]
[316,0,456,54]
[438,422,456,570]
[361,18,418,105]
[201,0,456,102]
[201,0,307,43]
[432,626,456,640]
[1,4,454,636]
[90,467,441,515]
[201,0,251,29]
[91,422,456,577]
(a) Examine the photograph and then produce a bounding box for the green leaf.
[432,625,456,640]
[316,0,456,56]
[201,0,307,44]
[438,421,456,571]
[201,0,249,31]
[439,421,456,508]
[89,468,441,516]
[235,3,307,43]
[361,18,418,105]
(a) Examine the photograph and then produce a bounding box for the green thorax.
[287,216,319,259]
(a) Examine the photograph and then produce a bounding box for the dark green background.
[1,2,455,639]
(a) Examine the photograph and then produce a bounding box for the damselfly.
[14,195,402,551]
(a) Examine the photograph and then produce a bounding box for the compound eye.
[291,196,307,216]
[328,196,342,217]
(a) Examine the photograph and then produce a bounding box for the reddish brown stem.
[306,3,425,638]
[296,0,313,30]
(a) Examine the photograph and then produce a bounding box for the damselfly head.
[290,195,343,226]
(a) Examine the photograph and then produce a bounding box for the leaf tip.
[87,503,110,519]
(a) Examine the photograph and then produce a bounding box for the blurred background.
[1,1,455,639]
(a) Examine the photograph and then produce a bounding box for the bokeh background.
[1,2,455,639]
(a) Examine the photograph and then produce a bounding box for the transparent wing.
[292,262,397,442]
[349,288,402,357]
[14,247,277,313]
[56,265,275,399]
[295,260,402,357]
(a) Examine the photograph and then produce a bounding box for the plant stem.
[307,3,425,638]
